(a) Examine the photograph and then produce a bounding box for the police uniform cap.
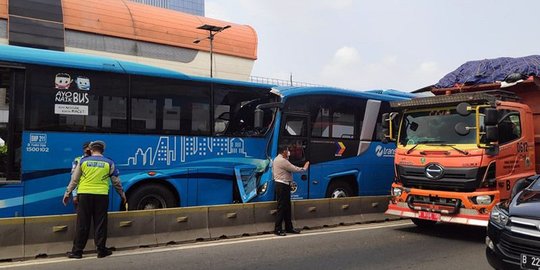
[82,141,91,149]
[89,140,106,150]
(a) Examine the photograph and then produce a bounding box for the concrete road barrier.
[154,206,210,244]
[329,197,364,225]
[292,199,333,229]
[23,215,76,258]
[208,204,257,238]
[0,196,394,261]
[0,217,24,260]
[107,210,157,249]
[252,201,277,233]
[358,196,394,223]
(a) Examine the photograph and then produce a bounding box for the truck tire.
[411,218,437,227]
[326,181,354,198]
[128,184,177,210]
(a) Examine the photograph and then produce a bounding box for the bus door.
[0,68,24,217]
[0,68,24,181]
[278,113,310,200]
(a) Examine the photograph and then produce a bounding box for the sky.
[206,0,540,92]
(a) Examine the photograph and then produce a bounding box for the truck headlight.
[474,195,492,205]
[490,205,509,227]
[392,187,402,197]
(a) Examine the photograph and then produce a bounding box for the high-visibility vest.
[77,155,119,195]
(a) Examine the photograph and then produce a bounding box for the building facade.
[0,0,257,81]
[129,0,204,16]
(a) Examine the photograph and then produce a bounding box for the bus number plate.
[521,254,540,270]
[418,211,441,221]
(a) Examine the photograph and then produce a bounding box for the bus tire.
[411,218,437,227]
[127,183,178,210]
[326,181,354,198]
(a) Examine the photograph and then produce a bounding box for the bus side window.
[130,76,210,135]
[373,101,392,141]
[26,66,128,133]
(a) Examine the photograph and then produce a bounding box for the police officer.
[70,142,91,207]
[273,145,309,236]
[63,141,126,259]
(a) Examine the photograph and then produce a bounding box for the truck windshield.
[399,109,477,146]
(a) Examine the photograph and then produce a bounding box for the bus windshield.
[399,109,478,146]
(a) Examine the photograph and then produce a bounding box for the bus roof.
[274,86,412,102]
[0,44,275,90]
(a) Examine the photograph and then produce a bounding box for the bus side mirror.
[456,102,472,116]
[381,112,398,143]
[254,108,264,129]
[381,113,389,129]
[484,108,498,126]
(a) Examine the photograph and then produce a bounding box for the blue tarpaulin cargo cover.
[435,55,540,88]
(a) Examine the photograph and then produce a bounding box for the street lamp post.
[193,24,231,78]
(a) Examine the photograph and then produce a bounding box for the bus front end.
[383,92,518,227]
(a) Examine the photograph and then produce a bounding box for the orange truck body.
[385,77,540,226]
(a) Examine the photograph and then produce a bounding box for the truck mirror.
[484,108,498,126]
[456,102,471,116]
[410,122,418,132]
[485,125,499,143]
[485,145,499,156]
[381,113,389,129]
[254,108,264,129]
[454,122,470,136]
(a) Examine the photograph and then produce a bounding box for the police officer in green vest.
[63,140,127,259]
[70,141,91,207]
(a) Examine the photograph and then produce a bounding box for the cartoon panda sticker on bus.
[55,73,73,89]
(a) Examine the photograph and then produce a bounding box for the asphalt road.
[0,220,492,270]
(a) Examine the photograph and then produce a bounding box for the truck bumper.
[386,201,489,227]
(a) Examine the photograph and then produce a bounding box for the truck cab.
[385,78,540,227]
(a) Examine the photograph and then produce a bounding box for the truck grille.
[397,165,485,192]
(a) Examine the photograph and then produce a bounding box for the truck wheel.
[326,182,354,198]
[411,218,437,227]
[128,184,177,210]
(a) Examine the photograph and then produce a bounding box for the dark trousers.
[72,194,109,254]
[275,182,293,232]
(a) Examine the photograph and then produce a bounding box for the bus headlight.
[490,206,509,227]
[474,195,492,205]
[392,187,402,197]
[258,182,268,194]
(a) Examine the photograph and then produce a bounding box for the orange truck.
[383,74,540,227]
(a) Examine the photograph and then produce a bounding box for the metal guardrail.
[249,76,326,87]
[0,196,396,261]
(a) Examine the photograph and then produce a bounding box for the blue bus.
[0,45,410,217]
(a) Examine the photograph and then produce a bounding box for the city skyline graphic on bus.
[126,136,249,166]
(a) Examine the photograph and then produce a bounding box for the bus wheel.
[128,184,177,210]
[411,218,437,227]
[326,181,354,198]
